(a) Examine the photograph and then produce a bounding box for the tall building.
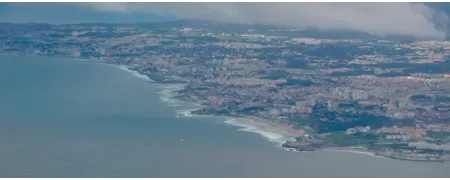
[396,98,409,109]
[350,90,369,100]
[333,87,351,100]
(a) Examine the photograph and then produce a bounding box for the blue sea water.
[0,54,449,178]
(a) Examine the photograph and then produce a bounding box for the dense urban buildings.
[2,20,450,161]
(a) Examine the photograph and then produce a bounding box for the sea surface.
[0,54,449,178]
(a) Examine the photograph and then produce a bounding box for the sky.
[1,2,449,40]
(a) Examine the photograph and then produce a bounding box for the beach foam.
[176,108,196,117]
[115,63,187,108]
[117,65,154,82]
[321,149,390,160]
[224,117,295,146]
[156,83,187,106]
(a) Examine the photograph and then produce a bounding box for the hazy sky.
[1,2,449,39]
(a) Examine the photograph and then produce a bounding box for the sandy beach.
[320,147,392,160]
[242,116,306,137]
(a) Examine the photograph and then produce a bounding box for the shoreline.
[116,65,156,83]
[319,147,391,160]
[81,59,450,163]
[221,116,297,146]
[147,78,300,145]
[2,54,306,148]
[2,53,447,163]
[240,116,306,137]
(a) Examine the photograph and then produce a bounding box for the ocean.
[0,54,449,178]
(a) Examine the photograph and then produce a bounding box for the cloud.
[5,2,450,39]
[71,2,449,39]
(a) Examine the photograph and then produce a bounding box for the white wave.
[159,95,181,106]
[175,105,207,118]
[176,108,195,117]
[223,117,295,146]
[117,65,154,82]
[156,84,185,106]
[156,84,185,96]
[321,149,391,160]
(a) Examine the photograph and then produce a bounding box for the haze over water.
[0,54,448,178]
